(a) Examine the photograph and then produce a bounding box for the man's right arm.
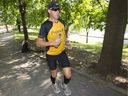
[36,38,50,48]
[36,37,61,48]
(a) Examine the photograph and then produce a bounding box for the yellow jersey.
[38,19,66,55]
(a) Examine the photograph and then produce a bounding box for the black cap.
[48,1,60,9]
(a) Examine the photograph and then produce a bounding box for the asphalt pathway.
[0,33,127,96]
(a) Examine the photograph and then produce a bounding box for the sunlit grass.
[123,45,128,59]
[71,42,102,54]
[71,42,128,60]
[13,33,24,40]
[13,28,39,41]
[0,33,3,35]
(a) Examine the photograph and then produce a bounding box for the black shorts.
[46,51,70,70]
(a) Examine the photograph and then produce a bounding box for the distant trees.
[0,0,108,32]
[0,0,16,32]
[59,0,108,43]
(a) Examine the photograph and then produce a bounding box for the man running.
[36,1,72,96]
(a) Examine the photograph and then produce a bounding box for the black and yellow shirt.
[38,19,66,55]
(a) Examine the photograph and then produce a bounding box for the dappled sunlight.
[14,28,39,41]
[0,48,51,96]
[14,33,24,40]
[68,55,75,60]
[8,59,21,64]
[12,60,41,71]
[0,75,14,80]
[2,35,13,40]
[29,53,39,58]
[0,42,8,47]
[10,51,21,56]
[17,73,31,80]
[113,76,128,88]
[66,45,100,72]
[29,35,37,40]
[28,29,38,32]
[40,78,51,89]
[44,69,49,74]
[0,34,13,41]
[114,76,128,84]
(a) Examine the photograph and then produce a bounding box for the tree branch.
[96,0,105,14]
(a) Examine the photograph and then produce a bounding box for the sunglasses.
[51,8,60,11]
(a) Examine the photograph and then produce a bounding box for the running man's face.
[48,8,60,20]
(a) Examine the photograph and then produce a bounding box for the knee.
[51,70,57,77]
[64,73,72,79]
[63,67,72,79]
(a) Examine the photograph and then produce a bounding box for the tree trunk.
[16,17,21,33]
[5,24,9,33]
[18,0,28,40]
[86,29,89,43]
[97,0,127,75]
[18,0,30,53]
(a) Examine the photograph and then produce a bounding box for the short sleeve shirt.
[38,19,66,55]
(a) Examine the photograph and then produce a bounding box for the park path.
[0,33,127,96]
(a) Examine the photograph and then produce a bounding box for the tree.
[0,0,17,32]
[25,0,47,27]
[16,15,22,33]
[97,0,127,75]
[18,0,28,40]
[69,0,108,43]
[18,0,30,52]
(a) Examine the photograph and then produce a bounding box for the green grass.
[72,42,128,60]
[71,42,102,54]
[13,28,38,41]
[123,45,128,59]
[0,33,3,35]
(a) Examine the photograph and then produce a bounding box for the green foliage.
[25,0,48,27]
[123,45,128,59]
[0,0,109,31]
[70,0,108,31]
[0,0,17,25]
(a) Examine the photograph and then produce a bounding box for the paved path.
[0,33,127,96]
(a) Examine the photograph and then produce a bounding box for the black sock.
[51,76,56,84]
[64,76,71,84]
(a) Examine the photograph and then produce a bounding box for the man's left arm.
[65,26,72,49]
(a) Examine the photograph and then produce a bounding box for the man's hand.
[65,40,72,49]
[50,37,61,47]
[36,37,61,48]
